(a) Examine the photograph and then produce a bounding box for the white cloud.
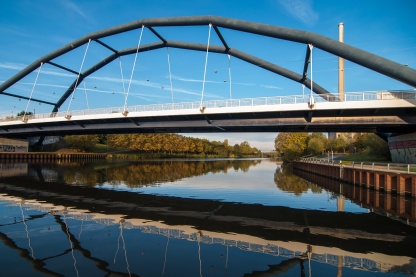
[0,62,75,78]
[171,74,228,84]
[0,62,26,71]
[277,0,319,26]
[261,84,283,89]
[60,0,88,20]
[0,25,31,38]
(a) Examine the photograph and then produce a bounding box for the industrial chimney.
[338,22,345,101]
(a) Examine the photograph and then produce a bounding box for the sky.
[0,0,415,151]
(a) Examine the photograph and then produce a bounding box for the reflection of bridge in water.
[0,176,415,275]
[1,195,414,275]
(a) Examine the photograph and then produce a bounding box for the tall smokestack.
[338,22,345,101]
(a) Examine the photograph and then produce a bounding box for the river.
[0,159,415,276]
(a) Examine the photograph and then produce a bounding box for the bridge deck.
[1,91,415,138]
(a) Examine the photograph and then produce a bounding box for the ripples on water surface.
[0,159,415,276]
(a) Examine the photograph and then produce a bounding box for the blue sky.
[0,0,415,150]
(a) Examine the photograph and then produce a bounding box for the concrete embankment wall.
[0,152,108,162]
[0,137,28,152]
[293,161,416,198]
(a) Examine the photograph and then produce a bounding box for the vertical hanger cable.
[124,25,144,113]
[200,23,212,109]
[66,39,91,115]
[228,54,232,100]
[166,47,174,104]
[23,62,43,121]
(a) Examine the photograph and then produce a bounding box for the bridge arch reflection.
[0,165,415,276]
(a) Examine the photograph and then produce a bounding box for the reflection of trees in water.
[57,159,261,188]
[274,164,322,196]
[60,163,106,186]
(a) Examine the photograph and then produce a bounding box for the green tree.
[239,141,252,155]
[354,133,390,158]
[64,135,99,152]
[274,133,308,162]
[233,144,242,157]
[98,134,107,144]
[307,132,329,153]
[17,111,33,116]
[329,137,348,153]
[106,133,260,158]
[307,137,325,155]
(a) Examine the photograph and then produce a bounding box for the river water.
[0,159,415,276]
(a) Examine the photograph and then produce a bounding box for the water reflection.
[0,160,415,276]
[26,159,261,188]
[274,165,323,195]
[293,167,416,225]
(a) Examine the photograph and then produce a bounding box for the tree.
[239,141,252,155]
[307,137,325,155]
[98,134,107,144]
[307,133,329,153]
[65,135,99,152]
[233,144,242,157]
[16,111,32,116]
[354,133,390,158]
[329,137,348,153]
[105,133,261,157]
[274,133,308,162]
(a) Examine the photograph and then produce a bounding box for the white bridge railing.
[1,90,415,123]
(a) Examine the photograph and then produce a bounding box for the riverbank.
[293,160,416,197]
[0,151,108,162]
[0,150,262,162]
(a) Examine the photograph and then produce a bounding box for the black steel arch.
[1,15,415,113]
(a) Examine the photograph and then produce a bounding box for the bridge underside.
[1,106,414,138]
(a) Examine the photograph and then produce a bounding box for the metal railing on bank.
[301,158,416,174]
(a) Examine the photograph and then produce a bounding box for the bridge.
[0,90,415,137]
[0,15,415,139]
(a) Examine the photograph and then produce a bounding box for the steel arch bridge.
[0,15,415,138]
[1,15,416,111]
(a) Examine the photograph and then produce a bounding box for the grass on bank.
[92,144,127,153]
[338,153,391,163]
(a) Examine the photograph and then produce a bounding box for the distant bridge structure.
[0,16,415,138]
